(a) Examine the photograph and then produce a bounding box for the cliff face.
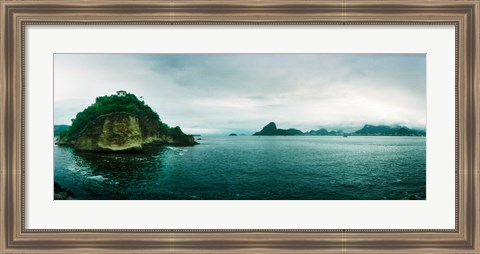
[75,113,143,152]
[142,127,197,146]
[59,92,197,152]
[73,112,196,152]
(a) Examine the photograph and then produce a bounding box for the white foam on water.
[87,175,107,181]
[67,165,80,172]
[166,146,188,155]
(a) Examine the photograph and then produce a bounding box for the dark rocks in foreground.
[54,182,75,200]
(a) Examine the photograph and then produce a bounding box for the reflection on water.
[54,136,426,200]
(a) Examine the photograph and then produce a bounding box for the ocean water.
[54,136,426,200]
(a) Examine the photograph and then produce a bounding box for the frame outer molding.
[1,0,479,253]
[0,0,5,253]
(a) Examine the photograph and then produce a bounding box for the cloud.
[54,54,426,134]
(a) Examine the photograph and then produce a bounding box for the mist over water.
[54,136,426,200]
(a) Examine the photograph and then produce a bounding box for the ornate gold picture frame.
[1,0,479,252]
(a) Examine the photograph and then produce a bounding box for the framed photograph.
[53,53,428,201]
[1,0,479,253]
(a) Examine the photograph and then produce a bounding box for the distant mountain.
[253,122,305,136]
[252,123,425,136]
[229,133,238,136]
[254,122,277,135]
[353,124,425,136]
[307,128,344,136]
[54,125,70,136]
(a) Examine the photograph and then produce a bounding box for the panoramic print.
[54,54,426,200]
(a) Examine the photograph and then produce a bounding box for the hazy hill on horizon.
[252,122,426,136]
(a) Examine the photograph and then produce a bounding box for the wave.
[167,146,188,155]
[167,147,187,151]
[67,165,81,172]
[87,175,107,181]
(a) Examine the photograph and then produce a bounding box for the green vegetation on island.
[57,91,197,152]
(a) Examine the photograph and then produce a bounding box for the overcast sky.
[54,54,426,135]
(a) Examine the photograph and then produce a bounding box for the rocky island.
[57,91,197,152]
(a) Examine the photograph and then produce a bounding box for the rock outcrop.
[75,113,143,152]
[70,112,197,152]
[58,92,197,152]
[54,182,75,200]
